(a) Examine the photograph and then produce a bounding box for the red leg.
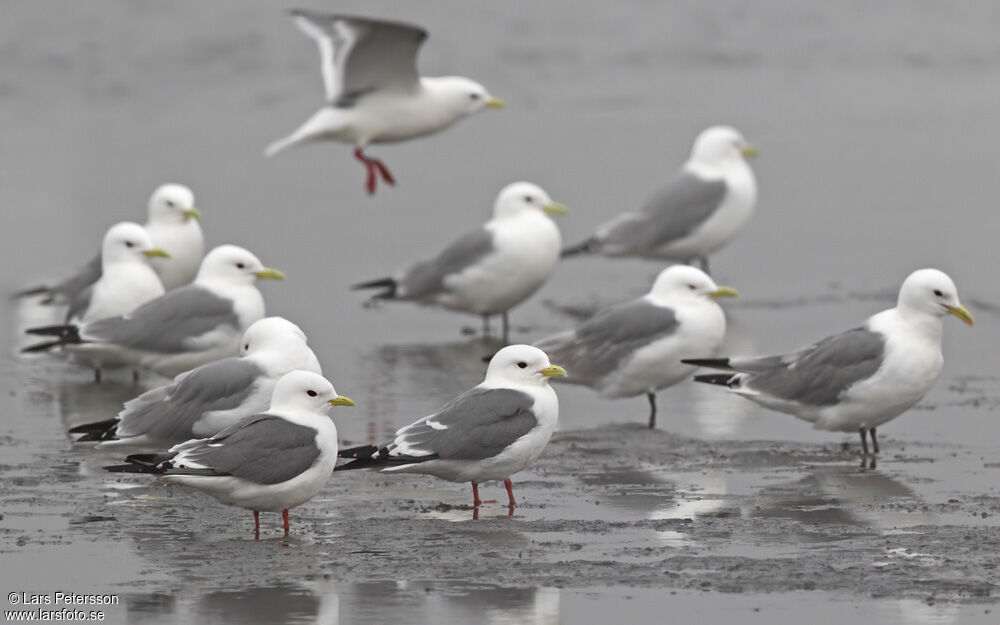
[472,482,482,507]
[282,509,290,536]
[504,478,517,507]
[253,510,260,540]
[372,158,395,186]
[354,147,378,195]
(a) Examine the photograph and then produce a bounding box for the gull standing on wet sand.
[352,182,567,343]
[536,265,737,428]
[69,317,323,446]
[336,345,566,509]
[562,126,757,274]
[65,222,169,324]
[105,371,355,538]
[23,245,285,380]
[14,183,204,302]
[266,10,504,194]
[685,269,973,456]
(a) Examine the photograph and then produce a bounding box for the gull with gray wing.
[105,371,355,537]
[266,10,504,194]
[536,265,737,428]
[23,245,285,380]
[686,269,974,456]
[70,317,322,446]
[337,345,566,509]
[353,182,567,343]
[563,125,757,273]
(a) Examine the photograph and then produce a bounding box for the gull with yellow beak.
[337,345,564,510]
[563,125,758,274]
[106,371,354,538]
[24,245,286,380]
[266,10,505,195]
[686,269,973,456]
[354,182,568,343]
[536,265,737,428]
[15,183,204,304]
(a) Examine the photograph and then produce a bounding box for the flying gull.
[14,183,203,302]
[353,182,567,343]
[23,245,285,381]
[265,10,504,195]
[106,370,355,538]
[685,269,973,457]
[337,345,566,509]
[70,317,322,446]
[563,126,757,273]
[536,265,737,428]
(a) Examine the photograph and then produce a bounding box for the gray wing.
[596,171,727,254]
[116,357,264,442]
[64,284,93,323]
[741,328,886,406]
[172,415,320,485]
[54,253,101,302]
[291,10,427,105]
[536,298,679,384]
[396,227,495,300]
[390,387,537,461]
[82,285,239,354]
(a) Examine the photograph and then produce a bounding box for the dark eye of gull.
[166,200,175,208]
[523,196,533,203]
[307,390,317,397]
[933,289,943,297]
[469,93,480,100]
[244,344,250,350]
[236,262,245,269]
[688,284,697,290]
[517,362,527,369]
[125,241,134,248]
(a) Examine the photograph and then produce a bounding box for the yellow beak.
[708,286,740,299]
[542,201,570,216]
[741,145,759,159]
[143,247,171,259]
[183,206,202,220]
[538,365,568,378]
[328,395,356,407]
[253,268,286,280]
[485,97,505,109]
[946,304,974,326]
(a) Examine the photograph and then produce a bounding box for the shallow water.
[3,0,1000,623]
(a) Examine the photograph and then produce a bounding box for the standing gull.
[353,182,567,342]
[266,10,504,195]
[14,183,203,302]
[563,126,757,273]
[70,317,322,446]
[66,222,169,324]
[685,269,973,455]
[23,245,285,379]
[536,265,737,428]
[105,371,355,537]
[337,345,566,509]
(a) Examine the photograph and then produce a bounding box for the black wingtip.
[25,324,77,337]
[682,358,732,369]
[12,285,50,299]
[693,373,738,386]
[560,237,599,258]
[338,444,380,459]
[351,277,396,298]
[69,418,119,442]
[21,340,65,354]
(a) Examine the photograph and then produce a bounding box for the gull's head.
[650,265,739,304]
[485,344,567,387]
[102,222,168,266]
[493,182,568,219]
[434,76,504,116]
[148,184,200,224]
[240,317,309,357]
[196,244,285,286]
[269,370,354,416]
[898,268,973,326]
[690,126,757,167]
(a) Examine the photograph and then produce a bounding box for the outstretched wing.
[290,10,428,104]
